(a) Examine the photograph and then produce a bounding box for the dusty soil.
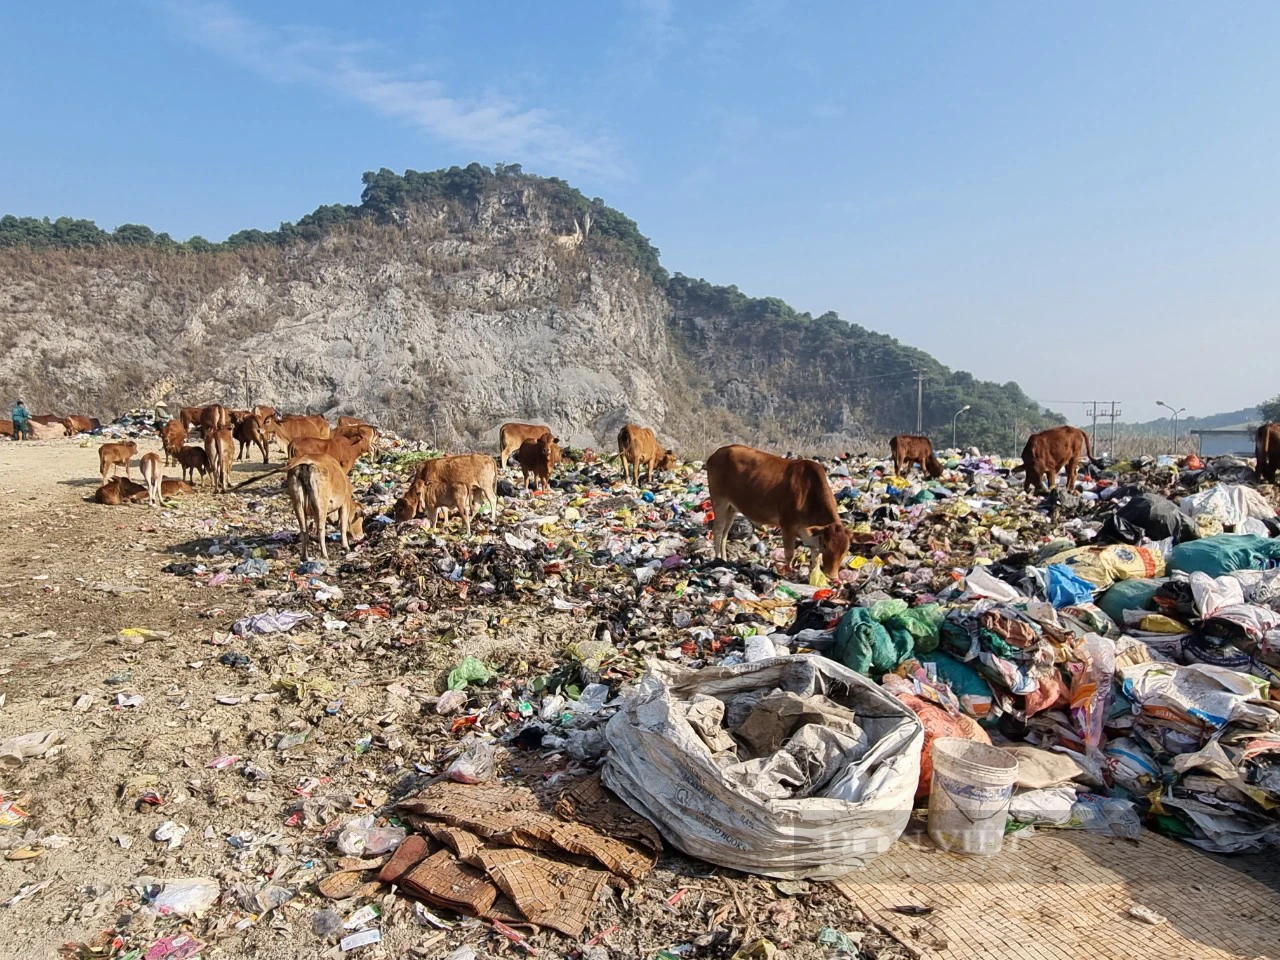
[0,438,905,960]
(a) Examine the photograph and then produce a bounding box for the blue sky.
[3,2,1277,422]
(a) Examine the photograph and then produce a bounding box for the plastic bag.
[832,607,912,676]
[1069,635,1116,754]
[603,656,923,880]
[446,656,492,691]
[1042,545,1164,590]
[336,815,406,856]
[446,738,497,783]
[154,877,220,917]
[1096,578,1163,624]
[1168,534,1280,578]
[1047,564,1096,607]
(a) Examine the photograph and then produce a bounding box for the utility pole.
[1085,401,1100,452]
[1105,401,1121,455]
[1012,418,1019,457]
[915,369,924,433]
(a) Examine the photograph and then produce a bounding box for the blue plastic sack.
[1047,564,1096,608]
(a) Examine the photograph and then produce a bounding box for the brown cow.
[160,420,187,465]
[889,435,943,479]
[1021,425,1097,494]
[498,422,553,466]
[337,415,370,428]
[200,404,230,436]
[62,415,99,435]
[30,414,63,425]
[617,424,676,485]
[706,444,852,579]
[95,476,195,505]
[0,420,12,438]
[392,491,419,524]
[252,404,277,423]
[98,441,138,482]
[1256,423,1280,483]
[204,426,233,493]
[288,432,372,473]
[416,480,474,535]
[180,405,208,431]
[286,455,364,560]
[334,422,377,446]
[516,436,562,492]
[273,415,331,448]
[175,446,210,485]
[233,413,270,463]
[139,452,163,507]
[411,454,500,525]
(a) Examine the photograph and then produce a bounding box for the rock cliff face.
[0,168,1054,454]
[0,188,691,449]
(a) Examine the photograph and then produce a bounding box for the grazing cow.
[498,422,553,466]
[337,415,370,428]
[204,427,233,493]
[139,452,163,507]
[273,415,331,449]
[160,420,187,465]
[233,413,270,463]
[889,435,943,479]
[99,441,138,483]
[286,455,365,560]
[516,435,562,492]
[617,424,676,485]
[175,446,210,486]
[416,480,474,534]
[334,422,377,447]
[392,491,419,524]
[30,414,63,425]
[62,415,99,435]
[1021,425,1097,494]
[287,432,371,473]
[411,454,500,526]
[706,444,852,579]
[0,420,12,438]
[1256,423,1280,483]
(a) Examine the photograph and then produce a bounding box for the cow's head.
[657,448,678,472]
[805,522,851,579]
[349,510,366,541]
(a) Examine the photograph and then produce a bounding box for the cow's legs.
[710,499,737,560]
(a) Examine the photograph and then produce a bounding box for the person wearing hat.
[154,401,170,428]
[11,399,32,440]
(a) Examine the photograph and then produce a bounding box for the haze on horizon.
[2,1,1276,424]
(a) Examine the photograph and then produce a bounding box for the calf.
[140,451,163,507]
[498,422,553,466]
[99,441,138,483]
[95,476,195,505]
[1021,425,1097,494]
[233,413,269,463]
[392,490,419,524]
[286,455,365,560]
[889,435,943,479]
[706,444,851,579]
[1257,423,1280,483]
[412,453,500,526]
[204,427,233,493]
[160,420,187,466]
[337,415,371,429]
[288,432,371,473]
[416,480,474,535]
[516,436,562,492]
[617,423,676,485]
[175,445,210,486]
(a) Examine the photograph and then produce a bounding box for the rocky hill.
[0,165,1057,453]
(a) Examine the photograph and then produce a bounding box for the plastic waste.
[154,877,220,917]
[232,611,312,635]
[446,738,497,783]
[336,815,406,856]
[1069,794,1142,839]
[0,729,63,767]
[446,656,492,691]
[313,908,343,940]
[1069,634,1116,754]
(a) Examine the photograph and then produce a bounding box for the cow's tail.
[1081,428,1104,468]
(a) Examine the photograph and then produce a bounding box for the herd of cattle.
[9,404,1276,572]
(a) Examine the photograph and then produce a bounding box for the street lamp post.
[952,404,971,450]
[1156,401,1186,455]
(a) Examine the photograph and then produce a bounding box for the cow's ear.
[805,525,826,537]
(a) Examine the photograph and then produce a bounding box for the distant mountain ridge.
[1117,407,1261,434]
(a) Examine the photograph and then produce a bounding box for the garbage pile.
[13,438,1280,957]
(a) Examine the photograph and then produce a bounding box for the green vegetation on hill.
[0,163,666,282]
[667,275,1060,453]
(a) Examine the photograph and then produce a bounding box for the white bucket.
[927,738,1020,856]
